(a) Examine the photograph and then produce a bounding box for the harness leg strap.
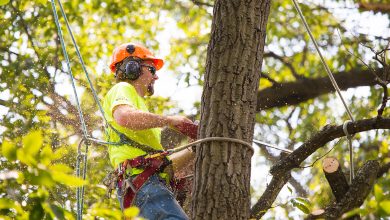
[121,157,169,209]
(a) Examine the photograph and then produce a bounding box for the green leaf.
[29,201,44,220]
[50,204,65,220]
[0,0,10,6]
[295,202,311,214]
[123,206,140,218]
[0,198,15,209]
[0,199,22,213]
[23,130,43,157]
[89,205,122,219]
[16,171,25,184]
[343,207,367,218]
[1,140,16,161]
[17,148,37,166]
[291,198,311,214]
[30,169,55,188]
[380,141,388,155]
[53,147,68,160]
[379,200,390,214]
[287,185,293,194]
[49,164,73,173]
[51,171,87,187]
[36,0,47,5]
[374,184,384,202]
[294,197,311,207]
[40,146,53,165]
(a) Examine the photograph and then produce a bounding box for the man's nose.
[153,74,159,80]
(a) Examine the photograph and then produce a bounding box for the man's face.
[139,60,158,96]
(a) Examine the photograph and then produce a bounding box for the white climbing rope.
[292,0,356,181]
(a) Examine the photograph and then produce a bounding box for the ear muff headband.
[116,57,142,80]
[124,45,141,80]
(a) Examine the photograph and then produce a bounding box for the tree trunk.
[191,0,271,219]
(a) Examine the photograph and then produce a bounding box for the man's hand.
[166,116,193,127]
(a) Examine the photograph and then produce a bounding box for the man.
[103,43,193,219]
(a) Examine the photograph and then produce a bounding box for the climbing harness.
[51,0,292,218]
[292,0,356,181]
[117,152,172,209]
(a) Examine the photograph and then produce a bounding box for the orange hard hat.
[109,43,164,73]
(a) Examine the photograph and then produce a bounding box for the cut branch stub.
[307,160,379,219]
[322,157,350,203]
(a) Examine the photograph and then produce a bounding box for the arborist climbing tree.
[2,0,387,219]
[103,42,194,219]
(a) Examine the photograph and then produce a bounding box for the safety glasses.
[141,65,156,75]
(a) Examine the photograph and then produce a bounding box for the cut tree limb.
[307,160,379,219]
[322,157,350,202]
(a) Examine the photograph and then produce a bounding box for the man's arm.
[114,104,195,172]
[113,104,192,130]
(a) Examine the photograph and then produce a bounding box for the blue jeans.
[117,175,188,220]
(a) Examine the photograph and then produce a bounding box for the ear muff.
[125,60,142,80]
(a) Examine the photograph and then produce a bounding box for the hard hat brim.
[149,57,164,70]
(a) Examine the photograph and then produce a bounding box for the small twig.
[337,30,389,117]
[377,80,388,118]
[261,72,280,86]
[299,139,341,169]
[264,51,306,80]
[300,44,308,66]
[191,0,213,7]
[336,29,378,77]
[373,41,390,118]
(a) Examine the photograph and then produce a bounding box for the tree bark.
[322,157,349,203]
[191,0,271,219]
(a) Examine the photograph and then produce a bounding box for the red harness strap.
[118,155,170,209]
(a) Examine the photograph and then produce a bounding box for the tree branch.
[191,0,213,7]
[264,51,306,80]
[250,171,291,219]
[261,72,280,86]
[0,99,11,107]
[257,68,382,111]
[255,143,308,197]
[250,117,390,218]
[358,2,390,13]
